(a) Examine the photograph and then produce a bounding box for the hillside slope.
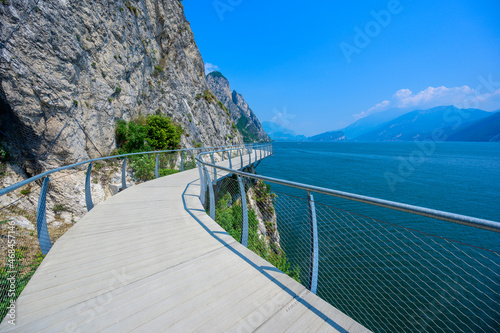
[448,111,500,142]
[356,106,490,141]
[207,71,269,143]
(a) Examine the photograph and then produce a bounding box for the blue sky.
[183,0,500,136]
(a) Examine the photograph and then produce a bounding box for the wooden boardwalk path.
[1,150,369,332]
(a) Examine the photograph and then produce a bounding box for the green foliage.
[0,142,10,175]
[214,191,300,282]
[145,115,184,150]
[159,168,179,177]
[130,154,155,181]
[115,116,184,180]
[53,204,68,213]
[91,62,96,69]
[73,100,78,107]
[0,142,10,163]
[119,6,123,12]
[115,87,122,94]
[0,251,45,320]
[195,90,216,104]
[154,65,163,73]
[20,188,30,196]
[115,119,149,153]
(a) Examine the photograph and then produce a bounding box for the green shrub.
[115,86,122,94]
[130,154,155,181]
[214,191,300,282]
[0,251,44,320]
[53,204,68,213]
[195,90,216,104]
[159,168,179,177]
[146,115,184,150]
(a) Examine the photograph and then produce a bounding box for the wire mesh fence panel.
[207,167,500,333]
[209,175,302,283]
[312,201,500,333]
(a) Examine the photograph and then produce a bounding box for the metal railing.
[0,143,262,321]
[196,144,500,333]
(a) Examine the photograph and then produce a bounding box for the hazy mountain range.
[264,106,500,142]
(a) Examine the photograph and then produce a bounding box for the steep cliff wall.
[207,71,269,143]
[0,0,242,173]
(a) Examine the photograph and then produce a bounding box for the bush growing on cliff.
[115,115,183,153]
[214,191,301,282]
[115,115,184,181]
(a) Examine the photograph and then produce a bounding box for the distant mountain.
[356,106,491,141]
[448,111,500,142]
[342,108,411,139]
[261,121,307,141]
[207,71,270,143]
[308,130,346,142]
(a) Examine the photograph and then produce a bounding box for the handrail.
[0,144,250,196]
[195,145,500,233]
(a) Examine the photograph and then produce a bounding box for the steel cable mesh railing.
[202,150,500,333]
[309,201,500,333]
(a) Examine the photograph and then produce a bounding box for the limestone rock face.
[207,71,270,143]
[0,0,242,173]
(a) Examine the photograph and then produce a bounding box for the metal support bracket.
[308,191,319,294]
[155,153,160,179]
[85,163,94,211]
[36,177,52,255]
[181,151,184,171]
[198,162,206,205]
[122,157,127,190]
[210,153,217,182]
[203,166,215,219]
[238,175,248,247]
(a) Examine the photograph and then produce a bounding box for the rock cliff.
[0,0,243,174]
[207,71,269,143]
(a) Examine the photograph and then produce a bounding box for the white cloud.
[354,84,500,120]
[354,100,390,120]
[204,63,220,75]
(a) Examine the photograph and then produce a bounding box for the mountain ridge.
[207,71,270,143]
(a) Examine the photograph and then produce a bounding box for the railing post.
[198,162,206,205]
[36,177,52,255]
[155,153,160,179]
[308,191,319,294]
[210,153,217,182]
[238,175,248,247]
[221,150,225,161]
[203,166,215,219]
[249,148,252,164]
[181,151,184,171]
[228,149,232,169]
[254,149,257,161]
[239,149,243,169]
[122,157,127,190]
[85,163,94,211]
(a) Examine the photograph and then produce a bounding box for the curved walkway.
[1,151,369,332]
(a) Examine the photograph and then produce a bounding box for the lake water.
[256,142,500,332]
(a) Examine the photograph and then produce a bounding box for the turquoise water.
[256,142,500,332]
